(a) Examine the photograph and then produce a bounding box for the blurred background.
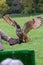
[0,0,43,14]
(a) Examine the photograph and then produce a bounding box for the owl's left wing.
[22,17,43,34]
[2,14,16,27]
[2,14,21,29]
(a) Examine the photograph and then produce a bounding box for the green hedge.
[0,50,35,65]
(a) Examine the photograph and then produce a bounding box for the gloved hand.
[8,38,17,45]
[8,38,23,45]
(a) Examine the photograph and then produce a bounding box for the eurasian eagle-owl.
[2,15,43,43]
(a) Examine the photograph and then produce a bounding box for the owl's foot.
[23,37,30,43]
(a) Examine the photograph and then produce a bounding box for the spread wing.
[2,14,22,38]
[2,14,21,28]
[23,17,43,34]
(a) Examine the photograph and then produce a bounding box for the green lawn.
[0,14,43,65]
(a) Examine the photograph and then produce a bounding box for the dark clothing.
[0,30,23,50]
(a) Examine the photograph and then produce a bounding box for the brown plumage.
[2,14,43,43]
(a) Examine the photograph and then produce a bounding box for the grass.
[0,14,43,65]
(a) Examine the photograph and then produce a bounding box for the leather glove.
[8,38,17,45]
[9,38,23,45]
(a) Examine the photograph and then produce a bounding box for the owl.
[2,14,43,43]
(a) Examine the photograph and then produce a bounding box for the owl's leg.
[23,36,30,43]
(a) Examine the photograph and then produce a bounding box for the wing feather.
[23,17,43,34]
[2,15,15,26]
[2,14,22,38]
[2,15,21,28]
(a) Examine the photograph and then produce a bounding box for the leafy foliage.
[0,0,43,14]
[0,0,9,14]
